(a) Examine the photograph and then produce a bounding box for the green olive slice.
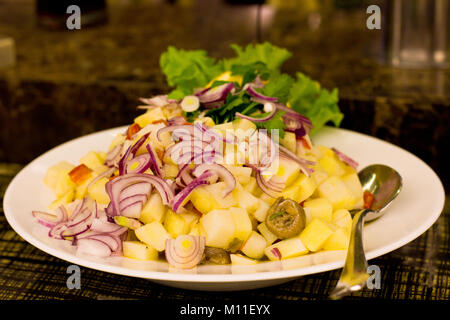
[265,197,306,239]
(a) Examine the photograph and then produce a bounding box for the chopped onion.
[105,143,123,167]
[118,133,150,175]
[87,167,116,189]
[138,95,177,108]
[146,144,163,177]
[105,173,174,218]
[235,105,278,123]
[181,95,200,112]
[76,238,112,257]
[32,206,68,228]
[332,147,359,169]
[125,153,152,174]
[246,86,278,102]
[170,172,215,213]
[196,83,235,104]
[256,172,282,198]
[165,235,206,269]
[168,116,188,126]
[157,124,194,142]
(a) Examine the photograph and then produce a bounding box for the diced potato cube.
[200,209,235,249]
[232,118,257,132]
[257,222,278,245]
[108,134,126,151]
[323,228,350,251]
[299,218,334,252]
[230,207,253,245]
[80,151,105,170]
[341,172,364,200]
[264,237,309,261]
[311,168,328,186]
[318,146,347,177]
[271,156,301,187]
[135,222,171,252]
[280,132,296,154]
[230,253,258,265]
[54,170,77,198]
[190,182,237,214]
[243,176,258,195]
[281,174,317,203]
[332,209,353,232]
[87,177,110,205]
[251,199,270,222]
[123,241,158,261]
[48,189,74,210]
[241,231,267,260]
[134,107,166,127]
[44,161,75,190]
[232,184,260,214]
[318,176,357,210]
[303,198,333,223]
[188,222,206,237]
[164,209,190,238]
[140,193,167,224]
[179,211,200,230]
[162,163,179,179]
[224,165,252,185]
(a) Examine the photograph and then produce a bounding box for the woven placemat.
[0,163,448,300]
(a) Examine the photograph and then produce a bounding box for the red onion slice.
[171,172,215,213]
[332,148,359,169]
[146,144,163,177]
[279,146,315,177]
[105,173,174,218]
[118,133,150,175]
[165,235,206,269]
[235,105,278,123]
[196,83,235,104]
[76,238,112,257]
[138,95,177,108]
[105,143,123,167]
[125,153,152,174]
[157,125,194,142]
[246,86,278,102]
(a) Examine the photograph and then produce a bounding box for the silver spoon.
[329,164,402,299]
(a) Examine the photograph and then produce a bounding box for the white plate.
[3,126,445,291]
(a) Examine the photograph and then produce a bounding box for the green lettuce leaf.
[261,73,295,103]
[224,42,292,74]
[160,46,224,99]
[288,73,343,134]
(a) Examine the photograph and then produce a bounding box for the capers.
[201,247,231,265]
[265,197,306,239]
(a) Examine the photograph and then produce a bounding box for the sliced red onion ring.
[246,86,278,102]
[90,218,127,235]
[256,173,282,198]
[196,83,235,104]
[146,144,163,177]
[105,143,123,167]
[165,235,206,269]
[118,133,150,175]
[194,122,236,144]
[171,172,215,213]
[76,238,112,257]
[32,206,68,228]
[332,148,359,169]
[168,116,188,126]
[125,153,152,174]
[235,105,278,123]
[106,173,174,218]
[192,163,236,197]
[157,125,194,142]
[138,95,177,108]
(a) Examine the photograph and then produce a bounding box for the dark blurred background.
[0,0,448,189]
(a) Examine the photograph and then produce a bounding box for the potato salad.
[32,43,367,269]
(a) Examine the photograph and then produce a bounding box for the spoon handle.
[329,209,370,299]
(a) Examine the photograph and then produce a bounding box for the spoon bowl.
[330,164,402,299]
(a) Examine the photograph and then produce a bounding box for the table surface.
[0,163,448,301]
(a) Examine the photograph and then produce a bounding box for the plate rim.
[3,126,446,283]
